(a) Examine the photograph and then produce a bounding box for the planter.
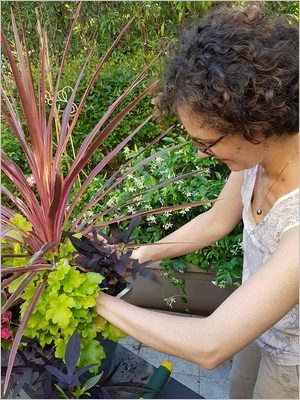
[127,262,236,316]
[91,343,202,399]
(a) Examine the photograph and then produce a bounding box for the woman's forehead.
[177,104,224,140]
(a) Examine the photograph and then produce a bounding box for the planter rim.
[148,261,215,275]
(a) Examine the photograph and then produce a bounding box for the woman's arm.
[134,170,244,263]
[96,227,299,369]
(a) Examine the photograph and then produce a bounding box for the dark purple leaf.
[44,365,68,384]
[72,363,98,380]
[65,331,80,377]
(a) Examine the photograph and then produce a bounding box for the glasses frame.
[191,135,226,155]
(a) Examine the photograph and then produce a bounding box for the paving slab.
[199,376,229,399]
[171,372,200,393]
[169,355,200,375]
[119,336,231,399]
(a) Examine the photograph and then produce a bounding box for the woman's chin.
[221,159,244,171]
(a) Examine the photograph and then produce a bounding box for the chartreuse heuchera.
[3,214,126,371]
[1,3,212,394]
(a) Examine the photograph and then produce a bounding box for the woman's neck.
[260,134,299,181]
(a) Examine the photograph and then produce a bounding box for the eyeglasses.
[191,135,226,155]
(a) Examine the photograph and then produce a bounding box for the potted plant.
[2,329,162,399]
[1,4,213,397]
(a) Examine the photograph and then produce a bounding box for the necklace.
[256,157,296,216]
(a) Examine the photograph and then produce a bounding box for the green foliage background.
[1,1,299,294]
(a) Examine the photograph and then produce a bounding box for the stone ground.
[119,335,232,399]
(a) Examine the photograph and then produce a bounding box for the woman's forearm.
[133,172,244,263]
[96,292,215,369]
[133,209,225,263]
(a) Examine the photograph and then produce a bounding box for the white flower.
[107,198,116,207]
[127,206,135,214]
[133,177,144,189]
[180,207,192,215]
[233,281,241,287]
[164,296,176,309]
[163,212,171,217]
[26,174,36,188]
[186,191,192,197]
[155,157,163,164]
[163,222,173,230]
[127,186,135,193]
[146,215,156,223]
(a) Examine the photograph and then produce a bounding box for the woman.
[96,5,299,398]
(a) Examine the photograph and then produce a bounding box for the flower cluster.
[1,311,13,340]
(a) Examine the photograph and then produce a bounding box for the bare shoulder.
[274,225,299,270]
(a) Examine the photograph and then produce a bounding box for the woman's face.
[177,104,265,171]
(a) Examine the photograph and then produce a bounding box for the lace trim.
[242,167,299,237]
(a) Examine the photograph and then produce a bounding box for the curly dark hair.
[158,4,299,143]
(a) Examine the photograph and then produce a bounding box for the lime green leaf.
[58,239,76,259]
[62,267,86,293]
[94,316,126,342]
[62,319,79,339]
[79,339,105,373]
[10,214,32,232]
[48,262,71,285]
[92,315,107,332]
[8,273,27,294]
[48,323,60,336]
[38,331,53,347]
[78,272,104,296]
[26,311,49,330]
[55,338,68,359]
[80,326,97,341]
[45,294,75,328]
[103,323,127,342]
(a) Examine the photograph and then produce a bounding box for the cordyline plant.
[1,3,215,397]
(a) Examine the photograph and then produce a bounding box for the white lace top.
[241,165,299,365]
